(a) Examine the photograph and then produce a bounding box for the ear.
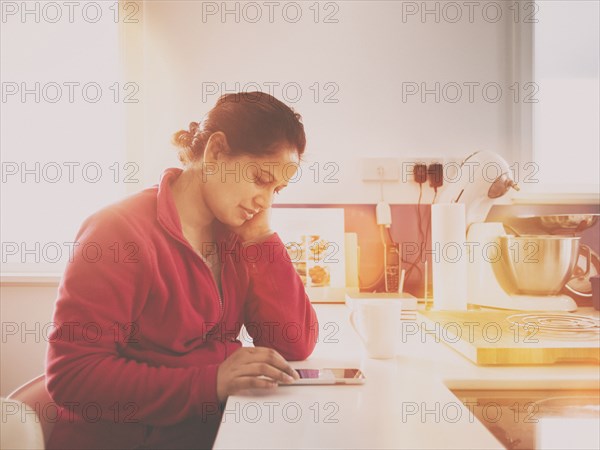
[203,132,230,163]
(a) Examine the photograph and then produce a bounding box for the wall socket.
[400,157,463,183]
[361,157,464,183]
[361,158,400,181]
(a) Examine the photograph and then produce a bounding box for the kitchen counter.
[213,304,600,449]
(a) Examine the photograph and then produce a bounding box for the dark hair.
[172,92,306,165]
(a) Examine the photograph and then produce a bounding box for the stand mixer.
[437,150,594,312]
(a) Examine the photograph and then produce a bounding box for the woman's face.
[200,134,300,227]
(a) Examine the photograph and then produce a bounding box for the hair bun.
[189,121,200,135]
[172,129,193,149]
[172,121,205,164]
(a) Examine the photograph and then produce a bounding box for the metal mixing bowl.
[504,214,599,236]
[498,235,581,295]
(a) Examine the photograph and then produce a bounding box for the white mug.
[349,299,402,359]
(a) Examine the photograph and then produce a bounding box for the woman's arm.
[46,209,220,427]
[242,232,319,361]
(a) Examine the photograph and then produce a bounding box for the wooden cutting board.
[418,310,600,365]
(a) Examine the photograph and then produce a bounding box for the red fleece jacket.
[45,168,318,450]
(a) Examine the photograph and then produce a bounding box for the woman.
[45,92,319,449]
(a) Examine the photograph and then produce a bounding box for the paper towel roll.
[431,203,468,310]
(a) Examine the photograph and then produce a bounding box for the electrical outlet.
[365,156,465,184]
[399,157,444,183]
[361,158,400,181]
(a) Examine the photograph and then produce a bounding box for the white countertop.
[213,304,600,449]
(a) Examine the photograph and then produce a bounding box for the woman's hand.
[228,208,274,244]
[216,347,300,404]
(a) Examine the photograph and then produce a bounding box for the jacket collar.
[156,167,239,249]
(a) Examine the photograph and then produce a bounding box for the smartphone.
[289,368,366,385]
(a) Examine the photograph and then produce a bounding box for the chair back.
[6,374,55,447]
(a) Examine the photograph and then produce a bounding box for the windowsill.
[0,273,62,287]
[511,192,600,205]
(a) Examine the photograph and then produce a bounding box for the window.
[531,1,599,193]
[1,4,128,275]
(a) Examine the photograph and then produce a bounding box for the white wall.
[130,1,520,204]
